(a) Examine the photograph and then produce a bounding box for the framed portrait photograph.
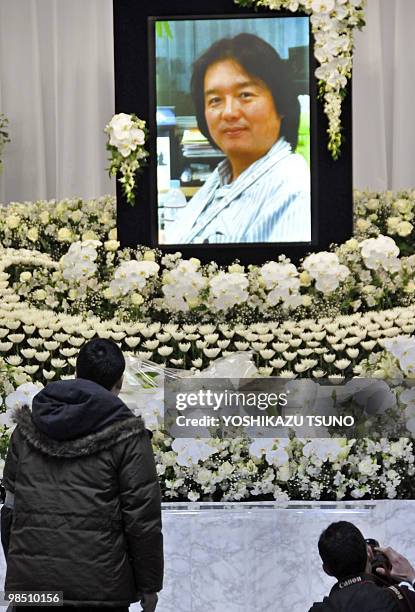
[114,0,353,265]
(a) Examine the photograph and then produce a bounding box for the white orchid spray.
[105,113,148,205]
[233,0,366,158]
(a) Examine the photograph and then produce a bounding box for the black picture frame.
[114,0,353,265]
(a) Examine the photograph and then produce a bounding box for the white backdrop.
[0,0,115,203]
[353,0,415,190]
[0,0,413,203]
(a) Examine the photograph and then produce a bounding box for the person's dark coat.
[309,573,415,612]
[1,378,163,607]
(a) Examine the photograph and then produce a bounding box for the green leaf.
[156,21,173,39]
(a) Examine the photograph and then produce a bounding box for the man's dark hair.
[76,338,125,391]
[191,33,301,151]
[318,521,368,580]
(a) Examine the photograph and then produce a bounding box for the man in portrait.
[168,33,311,244]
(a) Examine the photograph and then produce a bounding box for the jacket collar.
[13,405,146,458]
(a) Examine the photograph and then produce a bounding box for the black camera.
[365,538,395,585]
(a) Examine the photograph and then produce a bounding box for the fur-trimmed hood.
[12,378,146,458]
[32,378,136,440]
[13,405,146,458]
[32,378,134,440]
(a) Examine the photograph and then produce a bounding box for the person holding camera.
[309,521,415,611]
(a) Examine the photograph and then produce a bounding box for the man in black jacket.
[1,338,163,611]
[309,521,415,612]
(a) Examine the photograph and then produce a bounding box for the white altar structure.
[1,501,414,612]
[149,501,415,612]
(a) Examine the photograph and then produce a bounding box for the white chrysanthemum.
[195,467,214,487]
[110,260,159,297]
[209,272,249,311]
[302,251,349,293]
[187,490,200,502]
[360,235,400,272]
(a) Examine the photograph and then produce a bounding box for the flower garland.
[234,0,366,159]
[105,113,149,205]
[2,233,413,325]
[1,191,415,326]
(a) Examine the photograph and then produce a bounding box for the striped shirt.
[167,137,311,244]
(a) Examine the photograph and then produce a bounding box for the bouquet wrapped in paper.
[119,352,258,430]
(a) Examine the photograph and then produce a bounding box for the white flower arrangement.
[0,189,414,500]
[234,0,366,158]
[0,267,413,381]
[9,224,406,321]
[108,259,160,298]
[260,261,303,308]
[209,271,249,311]
[60,240,101,282]
[0,196,117,258]
[7,371,413,501]
[360,235,400,272]
[302,251,350,293]
[105,113,148,205]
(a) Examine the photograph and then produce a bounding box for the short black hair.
[318,521,368,580]
[191,33,301,151]
[76,338,125,391]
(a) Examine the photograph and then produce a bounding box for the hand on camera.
[375,546,415,583]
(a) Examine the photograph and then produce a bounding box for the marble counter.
[1,501,415,611]
[150,501,415,612]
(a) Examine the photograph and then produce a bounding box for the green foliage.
[155,21,173,39]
